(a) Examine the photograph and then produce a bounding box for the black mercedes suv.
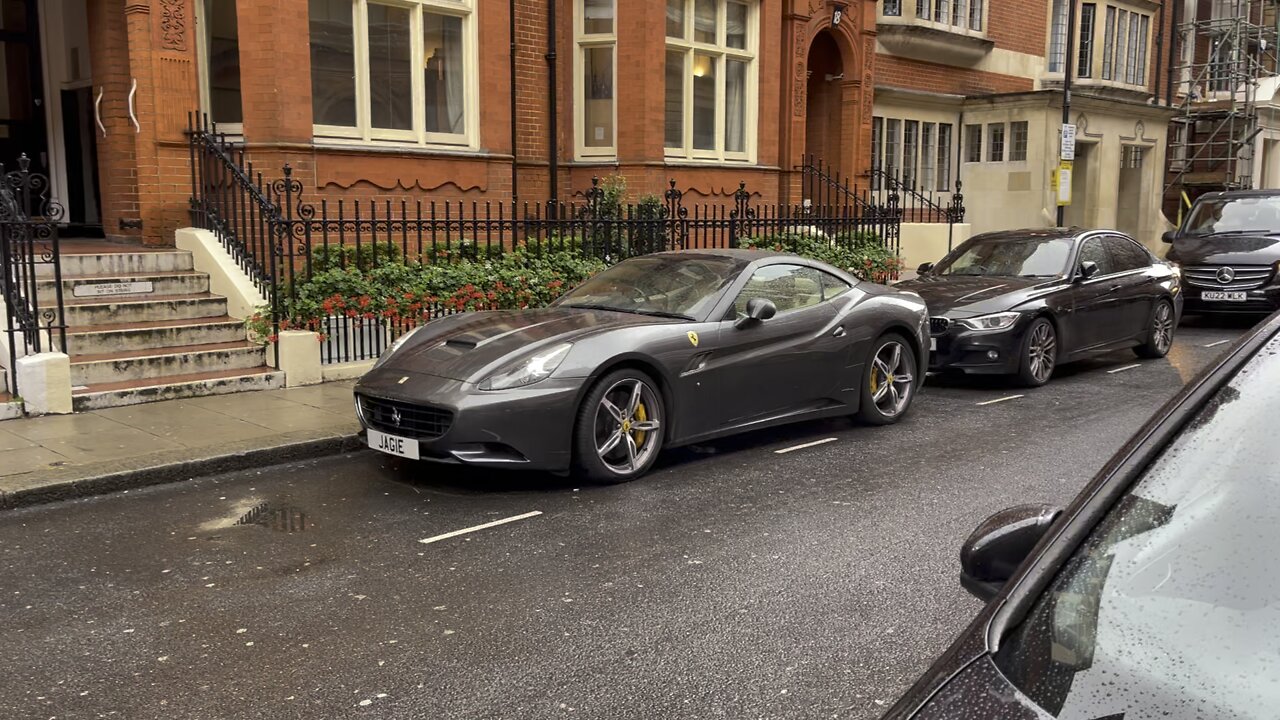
[1164,190,1280,314]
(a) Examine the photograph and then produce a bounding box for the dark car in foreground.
[354,249,928,482]
[897,229,1183,386]
[1164,190,1280,315]
[881,310,1280,720]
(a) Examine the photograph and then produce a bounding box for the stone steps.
[38,271,211,305]
[64,316,247,355]
[71,367,285,412]
[62,293,230,327]
[34,245,282,411]
[37,250,195,278]
[70,340,266,386]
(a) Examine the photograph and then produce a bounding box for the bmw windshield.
[554,254,741,320]
[993,331,1280,718]
[932,236,1074,279]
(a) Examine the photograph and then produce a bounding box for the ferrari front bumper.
[353,368,584,471]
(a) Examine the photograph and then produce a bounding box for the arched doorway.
[805,32,845,179]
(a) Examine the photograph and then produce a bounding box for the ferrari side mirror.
[735,297,777,328]
[917,262,934,274]
[1161,230,1178,244]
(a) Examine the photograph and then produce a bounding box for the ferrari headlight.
[479,343,572,391]
[957,312,1021,331]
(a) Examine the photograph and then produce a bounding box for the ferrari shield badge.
[687,331,699,347]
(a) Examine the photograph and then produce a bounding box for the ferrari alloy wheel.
[1135,300,1175,359]
[574,369,665,483]
[857,333,917,425]
[1017,318,1057,387]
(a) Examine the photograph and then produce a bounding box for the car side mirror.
[735,297,777,328]
[1077,261,1099,282]
[917,262,935,275]
[960,504,1062,603]
[1161,230,1178,244]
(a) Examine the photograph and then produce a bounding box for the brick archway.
[781,0,876,204]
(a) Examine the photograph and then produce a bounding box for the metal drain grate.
[235,502,309,533]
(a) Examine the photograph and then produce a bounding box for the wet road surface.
[0,319,1255,720]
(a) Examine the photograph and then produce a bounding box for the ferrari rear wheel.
[574,369,665,483]
[856,333,917,426]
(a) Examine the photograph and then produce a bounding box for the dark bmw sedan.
[880,310,1280,720]
[1164,190,1280,315]
[897,229,1183,386]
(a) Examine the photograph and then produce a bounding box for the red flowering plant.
[246,247,607,345]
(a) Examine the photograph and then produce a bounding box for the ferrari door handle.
[1108,284,1122,291]
[832,326,846,338]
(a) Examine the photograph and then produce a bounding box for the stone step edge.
[0,431,364,511]
[69,340,261,365]
[63,292,223,308]
[65,316,245,337]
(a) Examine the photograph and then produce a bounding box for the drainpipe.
[510,0,519,199]
[1166,0,1181,107]
[547,0,559,203]
[1056,0,1077,228]
[1154,0,1166,104]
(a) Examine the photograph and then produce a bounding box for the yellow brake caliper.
[870,368,879,395]
[633,403,648,448]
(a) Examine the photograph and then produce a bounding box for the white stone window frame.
[196,0,244,139]
[1050,0,1152,91]
[663,0,760,164]
[311,0,479,150]
[574,0,619,159]
[871,114,956,192]
[903,0,990,37]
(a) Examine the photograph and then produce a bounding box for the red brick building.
[6,0,884,248]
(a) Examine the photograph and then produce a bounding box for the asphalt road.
[0,318,1255,720]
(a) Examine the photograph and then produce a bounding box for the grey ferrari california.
[354,248,929,482]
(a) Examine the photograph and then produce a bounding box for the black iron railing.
[189,120,903,365]
[869,169,966,225]
[797,155,966,227]
[0,155,67,399]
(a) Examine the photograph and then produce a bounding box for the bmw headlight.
[957,312,1021,331]
[373,326,424,368]
[479,343,572,391]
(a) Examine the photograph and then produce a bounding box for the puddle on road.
[234,502,310,533]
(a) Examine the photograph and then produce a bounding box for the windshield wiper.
[563,304,694,321]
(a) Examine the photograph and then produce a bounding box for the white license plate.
[1202,291,1247,302]
[367,429,420,460]
[930,337,938,351]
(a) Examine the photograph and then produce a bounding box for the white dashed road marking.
[1107,364,1142,374]
[976,395,1024,406]
[775,437,838,455]
[419,511,543,545]
[1203,339,1232,348]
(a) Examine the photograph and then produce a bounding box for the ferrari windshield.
[554,254,742,320]
[1184,196,1280,236]
[932,235,1074,278]
[994,331,1280,718]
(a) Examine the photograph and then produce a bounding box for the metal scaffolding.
[1166,0,1280,205]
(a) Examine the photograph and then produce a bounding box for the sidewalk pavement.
[0,381,364,510]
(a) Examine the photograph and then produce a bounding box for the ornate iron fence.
[189,118,903,365]
[0,155,67,399]
[797,155,966,226]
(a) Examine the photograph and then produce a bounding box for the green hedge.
[739,231,903,284]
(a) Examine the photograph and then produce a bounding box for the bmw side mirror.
[1161,230,1178,244]
[735,297,777,328]
[917,262,935,275]
[1077,261,1099,282]
[960,504,1062,603]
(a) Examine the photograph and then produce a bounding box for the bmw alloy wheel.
[594,378,662,476]
[1153,302,1174,354]
[1028,323,1057,383]
[870,340,915,417]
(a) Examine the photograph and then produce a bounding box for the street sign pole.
[1056,0,1077,228]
